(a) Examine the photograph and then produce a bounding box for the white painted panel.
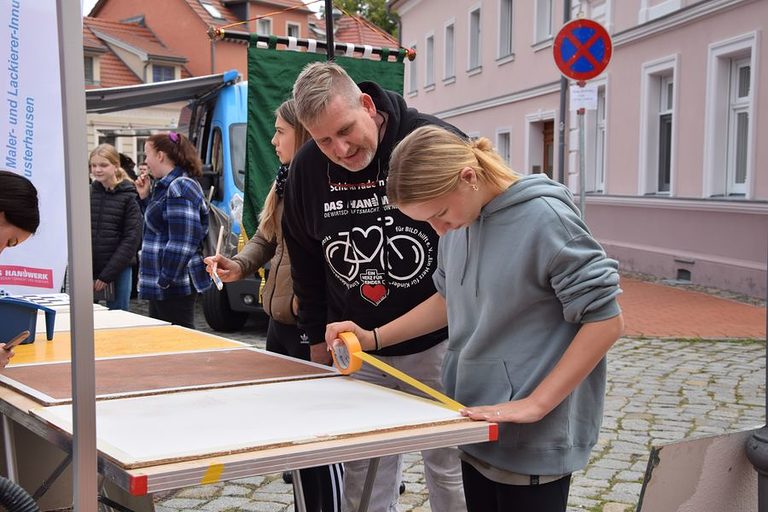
[36,309,169,332]
[34,377,463,467]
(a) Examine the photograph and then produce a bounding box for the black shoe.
[282,471,293,484]
[399,482,406,495]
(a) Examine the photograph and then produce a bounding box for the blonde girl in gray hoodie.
[326,125,624,512]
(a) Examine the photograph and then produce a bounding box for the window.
[469,7,481,71]
[639,56,677,195]
[535,0,552,43]
[499,0,513,59]
[287,22,300,38]
[84,56,95,85]
[136,136,148,167]
[594,88,606,192]
[726,59,750,195]
[496,130,511,166]
[257,18,272,36]
[444,22,455,80]
[703,33,756,198]
[639,0,682,23]
[585,86,607,193]
[230,123,247,191]
[425,34,435,87]
[408,44,418,94]
[152,64,175,83]
[657,76,673,193]
[201,1,224,19]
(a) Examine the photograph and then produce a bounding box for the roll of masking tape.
[331,331,363,375]
[332,331,465,411]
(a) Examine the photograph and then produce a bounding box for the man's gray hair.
[292,61,362,127]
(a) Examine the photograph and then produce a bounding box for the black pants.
[462,461,571,512]
[148,293,197,329]
[267,319,344,512]
[266,318,310,359]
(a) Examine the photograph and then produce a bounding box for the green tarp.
[244,39,405,237]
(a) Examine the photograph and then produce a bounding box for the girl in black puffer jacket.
[89,144,143,311]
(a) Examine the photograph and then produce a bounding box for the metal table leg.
[2,415,18,482]
[292,469,307,512]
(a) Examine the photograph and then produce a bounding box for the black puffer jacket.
[90,179,143,283]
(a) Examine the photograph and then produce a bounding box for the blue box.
[0,297,56,344]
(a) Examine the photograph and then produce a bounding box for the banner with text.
[0,0,68,295]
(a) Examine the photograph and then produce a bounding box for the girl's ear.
[460,166,477,186]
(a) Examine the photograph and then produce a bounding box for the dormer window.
[84,56,95,85]
[152,64,175,82]
[83,54,101,86]
[201,1,224,19]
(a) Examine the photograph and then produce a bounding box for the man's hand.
[204,254,243,283]
[310,342,333,366]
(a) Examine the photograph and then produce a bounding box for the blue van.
[86,70,264,331]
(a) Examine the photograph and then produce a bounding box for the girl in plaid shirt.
[135,132,211,328]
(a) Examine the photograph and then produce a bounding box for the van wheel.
[202,285,248,332]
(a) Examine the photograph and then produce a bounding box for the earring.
[471,184,479,191]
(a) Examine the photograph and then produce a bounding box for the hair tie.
[168,131,180,144]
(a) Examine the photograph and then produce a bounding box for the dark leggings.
[267,319,344,512]
[461,461,571,512]
[148,293,197,329]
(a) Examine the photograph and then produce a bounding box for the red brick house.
[88,0,315,78]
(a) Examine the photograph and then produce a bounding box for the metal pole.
[747,236,768,507]
[556,0,571,184]
[61,2,98,510]
[578,108,586,218]
[324,0,335,61]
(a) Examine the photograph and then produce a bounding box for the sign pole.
[553,18,612,219]
[577,105,586,217]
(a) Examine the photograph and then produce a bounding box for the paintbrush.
[211,225,225,291]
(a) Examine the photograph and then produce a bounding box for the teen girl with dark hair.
[135,132,210,328]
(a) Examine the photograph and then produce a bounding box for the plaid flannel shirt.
[138,167,211,300]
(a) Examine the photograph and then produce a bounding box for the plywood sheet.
[32,377,465,468]
[36,309,168,333]
[8,325,242,366]
[1,348,335,405]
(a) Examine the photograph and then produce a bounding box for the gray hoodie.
[434,174,621,476]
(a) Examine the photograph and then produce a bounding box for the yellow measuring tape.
[331,332,465,412]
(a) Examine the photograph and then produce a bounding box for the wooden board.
[8,325,242,366]
[637,428,757,512]
[1,348,336,405]
[32,377,473,469]
[36,309,168,333]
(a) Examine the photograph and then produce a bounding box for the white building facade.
[391,0,767,298]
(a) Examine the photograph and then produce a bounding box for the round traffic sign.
[553,18,612,81]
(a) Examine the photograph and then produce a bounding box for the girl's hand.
[135,174,150,199]
[94,279,108,292]
[460,397,548,424]
[325,321,375,352]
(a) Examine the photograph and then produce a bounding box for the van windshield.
[231,122,246,191]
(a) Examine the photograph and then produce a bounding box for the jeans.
[106,267,132,311]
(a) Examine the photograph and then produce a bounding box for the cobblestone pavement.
[126,291,765,512]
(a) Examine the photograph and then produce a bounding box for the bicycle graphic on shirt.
[325,220,427,285]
